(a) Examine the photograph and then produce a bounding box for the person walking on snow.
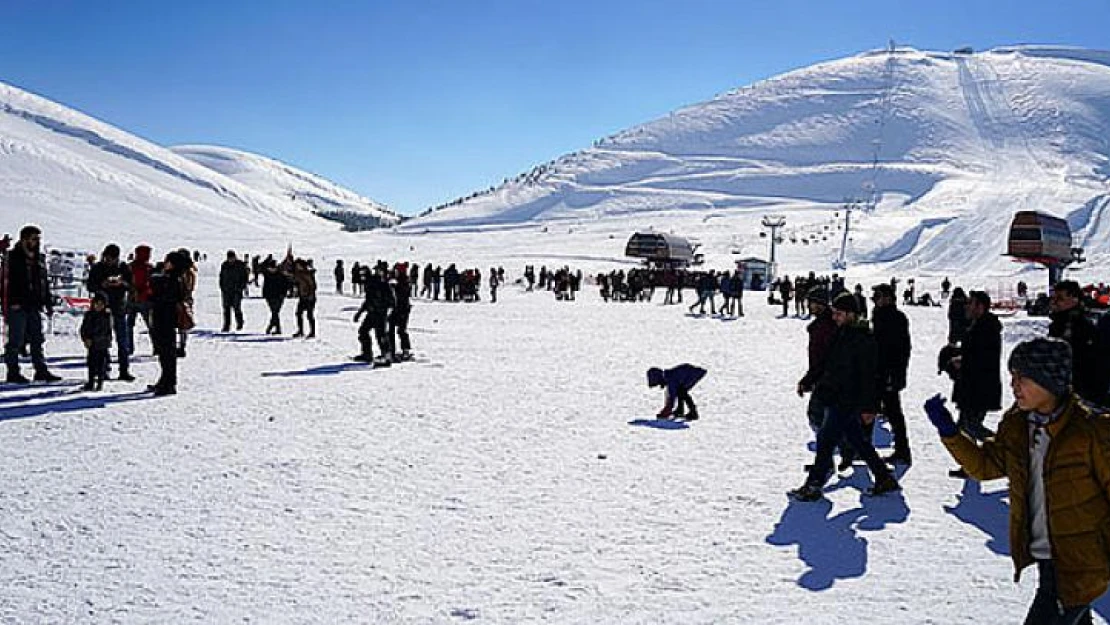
[789,293,900,501]
[292,259,317,338]
[647,364,706,421]
[926,338,1110,624]
[353,262,395,366]
[219,250,249,332]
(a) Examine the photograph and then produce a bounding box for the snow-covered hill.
[406,46,1110,277]
[0,81,388,252]
[172,145,401,231]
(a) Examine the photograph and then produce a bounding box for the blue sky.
[1,0,1107,215]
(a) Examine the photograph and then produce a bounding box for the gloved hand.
[924,394,958,437]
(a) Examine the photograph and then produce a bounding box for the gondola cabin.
[1006,211,1073,263]
[625,232,697,267]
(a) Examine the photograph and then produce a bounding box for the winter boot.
[33,369,62,383]
[788,484,824,502]
[6,370,30,385]
[866,474,901,496]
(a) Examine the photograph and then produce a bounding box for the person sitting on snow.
[647,364,706,421]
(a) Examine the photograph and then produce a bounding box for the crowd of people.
[7,221,1110,621]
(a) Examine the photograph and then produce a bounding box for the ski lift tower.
[833,199,861,271]
[761,215,786,282]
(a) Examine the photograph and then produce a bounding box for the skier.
[647,363,707,421]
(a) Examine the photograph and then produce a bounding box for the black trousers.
[296,297,316,335]
[390,307,411,353]
[676,387,697,416]
[358,314,390,358]
[265,297,284,334]
[222,290,244,330]
[152,329,177,390]
[881,389,910,458]
[87,347,109,383]
[1024,561,1092,625]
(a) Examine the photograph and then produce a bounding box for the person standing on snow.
[790,293,900,501]
[926,338,1110,624]
[388,263,412,360]
[647,363,706,421]
[127,244,154,354]
[219,250,249,332]
[148,251,187,396]
[871,283,913,466]
[1048,281,1101,403]
[80,292,113,391]
[353,262,395,366]
[333,259,345,295]
[3,225,61,384]
[292,258,317,338]
[86,243,134,381]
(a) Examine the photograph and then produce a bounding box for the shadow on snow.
[0,391,153,422]
[766,487,910,591]
[262,362,375,378]
[627,418,690,430]
[943,478,1110,620]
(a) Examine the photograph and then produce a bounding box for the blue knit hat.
[1008,338,1072,398]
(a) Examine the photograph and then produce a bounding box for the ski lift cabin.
[1006,211,1073,264]
[625,232,698,268]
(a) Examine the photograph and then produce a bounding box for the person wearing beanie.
[790,294,900,501]
[86,243,135,381]
[126,244,154,356]
[647,364,706,421]
[79,292,113,391]
[925,337,1110,622]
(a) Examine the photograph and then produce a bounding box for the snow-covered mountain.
[0,81,391,252]
[406,46,1110,277]
[172,145,401,232]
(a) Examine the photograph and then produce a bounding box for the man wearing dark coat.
[871,284,913,465]
[353,263,396,366]
[952,290,1003,441]
[219,251,249,332]
[2,225,60,384]
[147,252,187,396]
[790,293,900,501]
[1048,281,1102,403]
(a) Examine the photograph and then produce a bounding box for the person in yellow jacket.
[926,337,1110,624]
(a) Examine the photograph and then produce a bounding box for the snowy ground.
[1,265,1103,624]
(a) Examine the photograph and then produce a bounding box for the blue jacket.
[649,363,707,398]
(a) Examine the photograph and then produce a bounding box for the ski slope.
[407,46,1110,278]
[0,81,393,252]
[172,145,401,231]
